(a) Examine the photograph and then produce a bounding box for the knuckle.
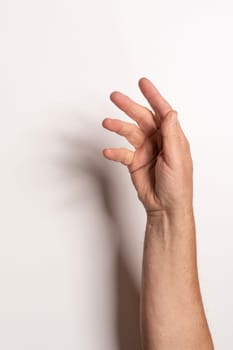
[124,152,132,165]
[119,124,126,135]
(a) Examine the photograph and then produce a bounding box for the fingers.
[138,77,172,123]
[109,91,157,135]
[102,118,145,149]
[102,147,134,166]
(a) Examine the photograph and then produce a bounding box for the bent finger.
[102,147,134,166]
[138,77,172,121]
[102,118,145,149]
[109,91,158,135]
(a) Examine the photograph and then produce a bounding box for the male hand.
[102,77,193,215]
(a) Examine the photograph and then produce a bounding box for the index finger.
[138,77,173,120]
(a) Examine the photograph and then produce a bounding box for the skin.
[102,77,214,349]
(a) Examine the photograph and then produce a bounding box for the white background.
[0,0,232,349]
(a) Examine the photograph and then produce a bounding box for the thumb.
[159,110,182,166]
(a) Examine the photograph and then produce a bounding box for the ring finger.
[102,118,145,149]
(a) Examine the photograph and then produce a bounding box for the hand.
[102,77,193,215]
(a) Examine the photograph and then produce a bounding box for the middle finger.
[109,91,158,135]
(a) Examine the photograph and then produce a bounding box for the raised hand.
[102,77,193,215]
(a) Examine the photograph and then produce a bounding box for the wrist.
[146,205,194,223]
[145,206,196,241]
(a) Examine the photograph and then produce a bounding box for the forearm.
[140,208,214,350]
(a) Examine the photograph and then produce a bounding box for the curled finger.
[102,147,134,166]
[102,118,145,149]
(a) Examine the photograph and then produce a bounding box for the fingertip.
[102,148,112,159]
[138,76,148,86]
[102,118,110,128]
[109,90,120,101]
[164,109,178,121]
[102,118,116,131]
[171,109,178,117]
[169,110,179,125]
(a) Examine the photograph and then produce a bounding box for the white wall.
[0,0,232,348]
